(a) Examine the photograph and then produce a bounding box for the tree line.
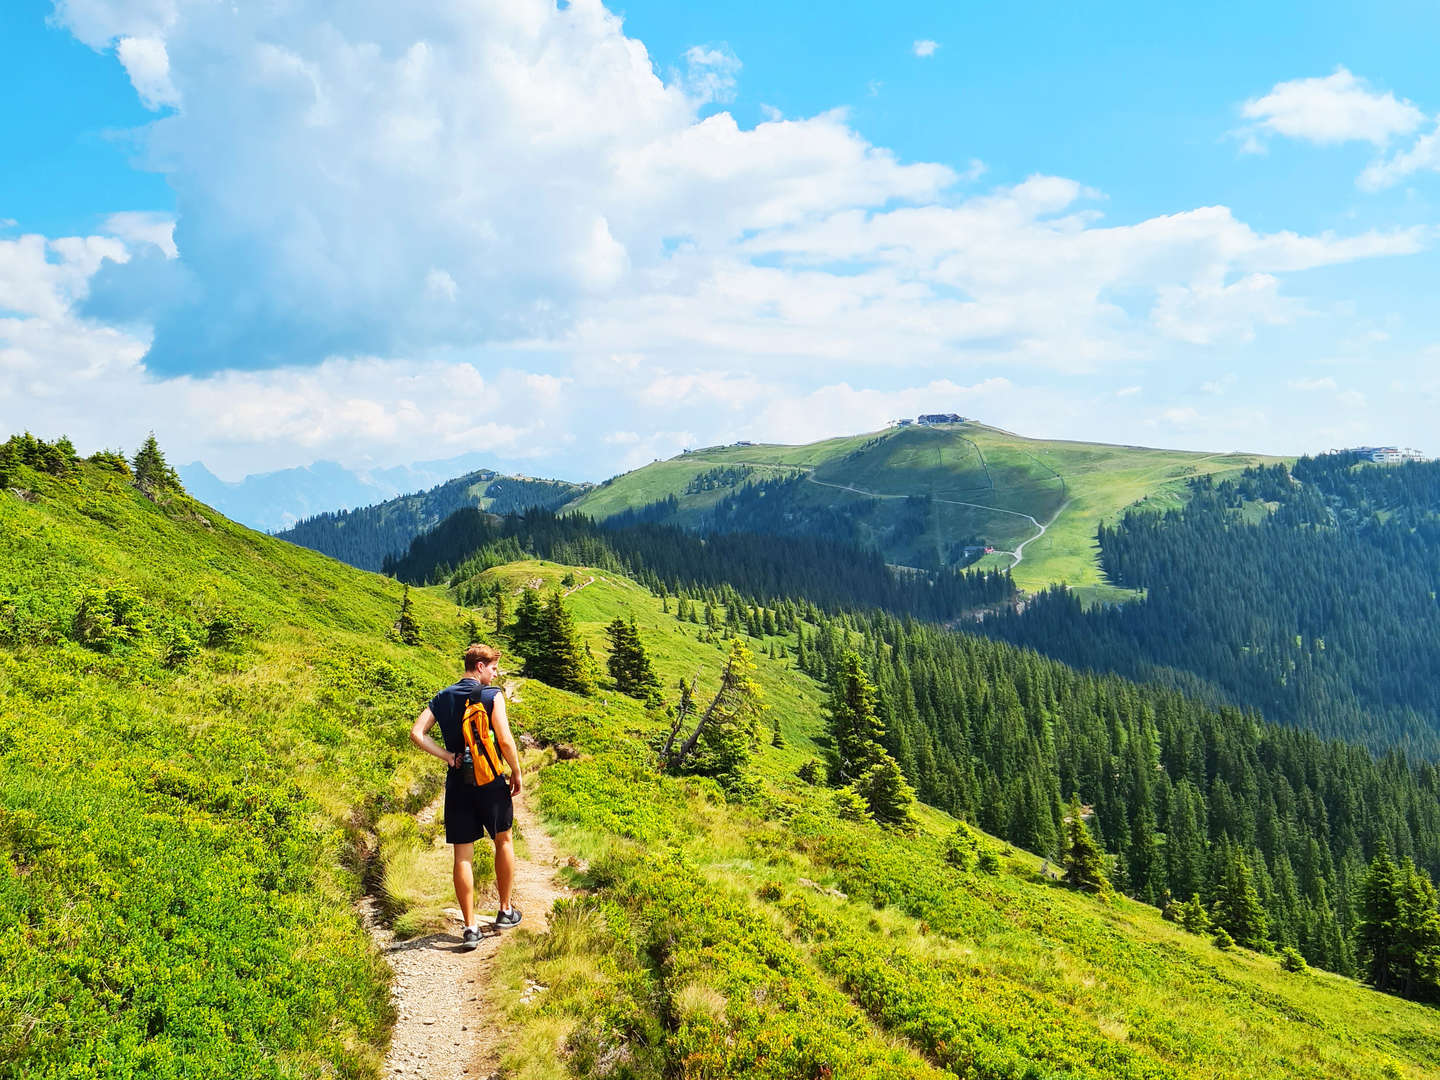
[385,507,1014,621]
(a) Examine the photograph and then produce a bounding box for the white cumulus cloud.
[3,0,1429,478]
[1239,66,1424,149]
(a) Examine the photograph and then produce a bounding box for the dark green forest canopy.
[384,507,1015,621]
[983,454,1440,758]
[792,603,1440,982]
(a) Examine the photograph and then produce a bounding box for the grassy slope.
[472,560,1438,1080]
[565,424,1282,598]
[6,460,1432,1079]
[0,462,484,1078]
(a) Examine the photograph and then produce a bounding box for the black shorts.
[444,772,514,845]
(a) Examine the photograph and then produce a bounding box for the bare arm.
[410,706,457,767]
[489,693,523,795]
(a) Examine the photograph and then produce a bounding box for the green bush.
[834,785,870,822]
[72,585,149,651]
[796,758,824,784]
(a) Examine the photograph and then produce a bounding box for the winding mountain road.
[689,456,1069,571]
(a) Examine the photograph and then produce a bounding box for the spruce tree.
[827,651,917,830]
[605,617,662,702]
[1395,861,1440,1000]
[509,588,544,663]
[1063,794,1111,893]
[662,640,765,784]
[1358,844,1401,992]
[1212,852,1270,951]
[395,585,421,645]
[131,433,182,496]
[530,589,595,694]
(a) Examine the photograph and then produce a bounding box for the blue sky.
[3,0,1439,483]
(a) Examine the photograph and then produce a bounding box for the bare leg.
[494,829,515,912]
[452,842,475,928]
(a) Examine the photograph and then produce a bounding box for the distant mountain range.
[272,467,590,571]
[179,451,514,532]
[261,422,1281,598]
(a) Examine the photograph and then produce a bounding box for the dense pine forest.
[384,507,1016,620]
[645,592,1439,985]
[276,471,587,570]
[984,454,1440,757]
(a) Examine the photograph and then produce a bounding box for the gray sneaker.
[495,907,522,930]
[460,926,482,951]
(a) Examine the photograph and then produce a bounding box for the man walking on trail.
[410,644,524,950]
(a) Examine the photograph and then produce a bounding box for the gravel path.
[363,766,571,1079]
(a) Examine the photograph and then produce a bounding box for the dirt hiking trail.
[364,743,572,1077]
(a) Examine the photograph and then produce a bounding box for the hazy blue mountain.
[179,451,499,532]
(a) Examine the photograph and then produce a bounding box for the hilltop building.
[892,414,967,427]
[1340,446,1427,464]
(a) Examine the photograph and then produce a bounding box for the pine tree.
[394,585,422,645]
[606,617,662,702]
[1063,794,1111,893]
[131,433,182,496]
[662,640,765,784]
[530,590,595,694]
[1212,852,1270,951]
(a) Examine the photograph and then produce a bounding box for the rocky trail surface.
[363,698,571,1079]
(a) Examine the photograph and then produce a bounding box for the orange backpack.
[460,689,506,786]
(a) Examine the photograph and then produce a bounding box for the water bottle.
[458,744,477,785]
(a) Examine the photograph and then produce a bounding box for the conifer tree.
[827,651,917,830]
[528,589,595,694]
[1395,861,1440,1000]
[1063,794,1111,893]
[131,433,182,496]
[1212,852,1270,951]
[509,587,544,661]
[662,640,764,784]
[606,616,662,703]
[1358,844,1402,992]
[395,585,422,645]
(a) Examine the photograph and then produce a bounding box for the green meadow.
[564,423,1283,596]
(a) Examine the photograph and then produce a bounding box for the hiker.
[410,643,524,950]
